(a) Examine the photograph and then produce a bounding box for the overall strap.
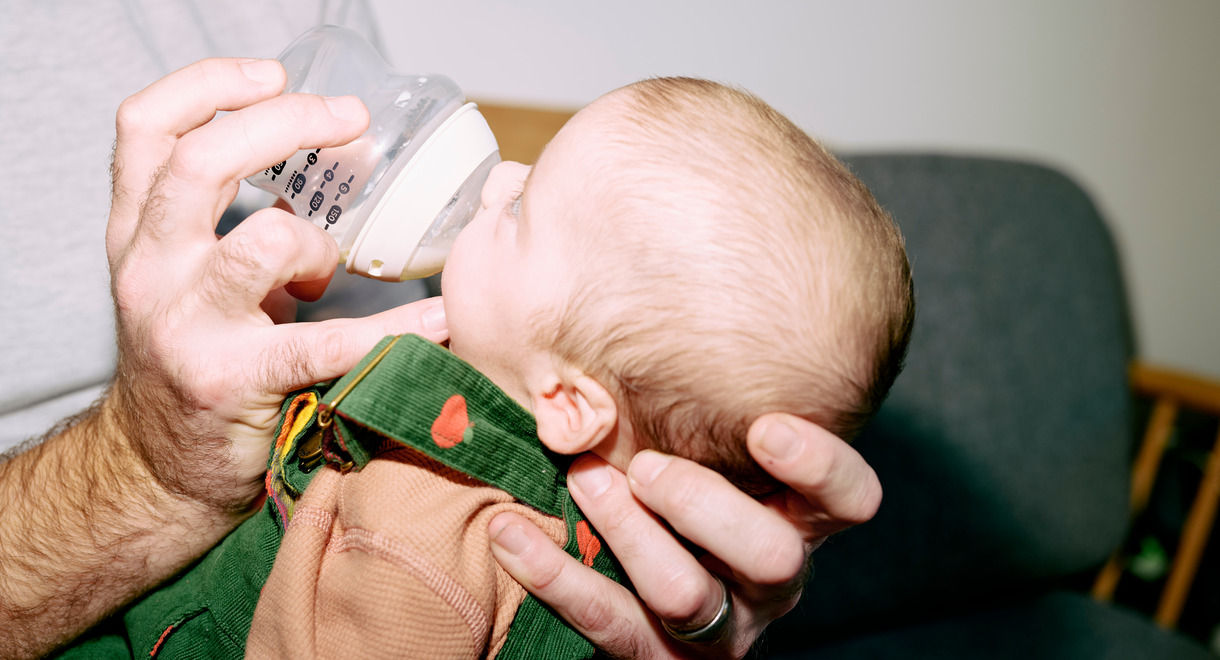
[325,334,571,515]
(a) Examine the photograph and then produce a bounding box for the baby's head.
[443,77,913,493]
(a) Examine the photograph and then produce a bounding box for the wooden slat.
[1156,425,1220,628]
[1092,397,1179,602]
[474,102,576,165]
[1091,555,1126,602]
[1130,399,1180,513]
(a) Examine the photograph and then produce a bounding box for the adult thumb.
[261,296,449,392]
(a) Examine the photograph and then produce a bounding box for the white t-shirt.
[0,0,427,451]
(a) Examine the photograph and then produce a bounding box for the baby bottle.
[246,25,500,281]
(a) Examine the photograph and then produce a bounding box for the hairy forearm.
[0,396,243,658]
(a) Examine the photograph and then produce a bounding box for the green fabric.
[330,334,572,516]
[323,334,624,659]
[56,334,619,658]
[54,498,283,659]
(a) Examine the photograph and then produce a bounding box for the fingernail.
[324,95,366,122]
[629,450,671,487]
[570,463,612,499]
[759,420,801,461]
[239,59,282,86]
[492,522,530,556]
[422,300,447,333]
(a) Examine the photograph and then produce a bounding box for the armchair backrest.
[770,154,1135,646]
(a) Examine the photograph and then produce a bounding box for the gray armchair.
[766,155,1212,659]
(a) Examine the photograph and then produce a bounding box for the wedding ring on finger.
[661,577,733,644]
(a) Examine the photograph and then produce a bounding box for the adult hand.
[489,413,880,658]
[0,58,449,658]
[105,57,449,514]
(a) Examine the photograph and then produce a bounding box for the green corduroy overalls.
[56,335,621,659]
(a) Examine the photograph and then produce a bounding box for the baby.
[241,77,913,658]
[106,76,913,659]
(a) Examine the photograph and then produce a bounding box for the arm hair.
[0,395,243,658]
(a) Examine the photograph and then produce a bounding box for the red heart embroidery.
[576,520,601,568]
[431,394,472,448]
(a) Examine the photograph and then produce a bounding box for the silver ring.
[661,577,733,644]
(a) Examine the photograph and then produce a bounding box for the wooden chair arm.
[1129,361,1220,417]
[474,101,575,165]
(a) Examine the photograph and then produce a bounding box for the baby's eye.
[506,190,524,218]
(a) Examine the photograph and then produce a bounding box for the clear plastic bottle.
[246,25,499,281]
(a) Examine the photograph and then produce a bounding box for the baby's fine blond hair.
[539,77,913,494]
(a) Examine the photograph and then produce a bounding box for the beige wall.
[373,0,1220,379]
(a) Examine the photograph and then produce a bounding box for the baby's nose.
[481,161,530,206]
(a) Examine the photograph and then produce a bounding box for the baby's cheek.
[439,232,473,292]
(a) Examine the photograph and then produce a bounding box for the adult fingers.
[284,275,334,303]
[198,208,339,313]
[143,94,369,245]
[116,58,287,148]
[567,455,728,630]
[488,511,664,658]
[747,413,883,540]
[257,297,450,393]
[260,287,300,325]
[624,452,807,588]
[109,58,286,250]
[166,93,368,195]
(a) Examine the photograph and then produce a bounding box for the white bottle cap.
[347,103,499,281]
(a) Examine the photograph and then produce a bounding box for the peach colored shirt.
[248,446,567,658]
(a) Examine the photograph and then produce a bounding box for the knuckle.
[525,549,568,593]
[653,572,707,622]
[568,596,624,637]
[279,93,326,127]
[594,502,632,536]
[803,444,837,493]
[167,134,215,182]
[109,260,140,307]
[196,57,229,82]
[112,279,142,320]
[747,531,808,585]
[658,471,706,522]
[218,224,281,275]
[593,505,651,555]
[184,57,230,98]
[191,368,233,410]
[115,94,149,135]
[851,479,884,523]
[248,208,302,244]
[312,324,350,375]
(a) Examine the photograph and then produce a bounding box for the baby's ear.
[531,369,617,454]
